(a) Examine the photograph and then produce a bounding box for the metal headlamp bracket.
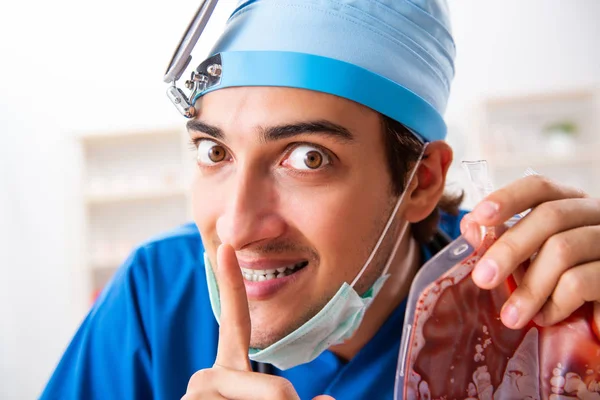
[166,53,223,118]
[163,0,220,118]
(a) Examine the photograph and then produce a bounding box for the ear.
[403,141,453,223]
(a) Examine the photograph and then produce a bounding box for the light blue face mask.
[203,148,426,370]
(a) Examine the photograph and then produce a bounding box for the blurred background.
[1,0,599,398]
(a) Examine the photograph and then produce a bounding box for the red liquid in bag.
[404,232,600,400]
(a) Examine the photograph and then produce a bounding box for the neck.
[328,232,420,361]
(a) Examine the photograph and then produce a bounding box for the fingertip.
[216,244,236,271]
[216,246,223,271]
[461,213,484,246]
[472,258,498,289]
[217,243,231,258]
[472,200,500,224]
[500,301,520,329]
[215,244,244,294]
[464,222,482,247]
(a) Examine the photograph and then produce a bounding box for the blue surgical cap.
[197,0,455,142]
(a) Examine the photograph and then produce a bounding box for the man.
[42,1,600,399]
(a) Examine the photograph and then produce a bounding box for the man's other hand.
[461,175,600,335]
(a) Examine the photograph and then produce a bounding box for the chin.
[249,300,327,349]
[250,329,286,349]
[249,317,302,349]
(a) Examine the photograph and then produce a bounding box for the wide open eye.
[196,139,228,166]
[284,145,331,170]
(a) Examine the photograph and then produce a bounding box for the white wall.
[0,1,599,398]
[449,0,600,113]
[444,0,600,206]
[0,1,238,398]
[446,0,600,152]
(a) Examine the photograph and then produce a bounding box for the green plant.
[543,121,579,136]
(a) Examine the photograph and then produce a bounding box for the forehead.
[195,86,379,129]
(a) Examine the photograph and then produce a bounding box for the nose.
[216,166,286,250]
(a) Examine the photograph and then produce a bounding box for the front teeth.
[241,262,307,282]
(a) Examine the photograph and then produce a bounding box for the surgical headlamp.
[162,0,454,143]
[163,0,221,118]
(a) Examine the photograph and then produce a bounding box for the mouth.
[240,261,309,282]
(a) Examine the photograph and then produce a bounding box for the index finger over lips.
[214,244,252,371]
[470,175,588,226]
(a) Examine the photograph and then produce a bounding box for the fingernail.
[475,201,499,220]
[216,244,226,270]
[466,221,482,245]
[501,302,520,328]
[473,258,497,285]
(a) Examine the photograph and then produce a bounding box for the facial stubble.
[248,193,403,349]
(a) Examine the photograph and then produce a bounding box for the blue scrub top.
[40,212,463,399]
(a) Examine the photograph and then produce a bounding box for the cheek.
[281,179,390,283]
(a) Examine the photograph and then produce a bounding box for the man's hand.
[182,244,334,400]
[460,175,600,332]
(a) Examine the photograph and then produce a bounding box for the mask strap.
[350,143,429,288]
[380,219,409,276]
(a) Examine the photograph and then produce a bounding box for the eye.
[196,139,228,166]
[284,144,331,170]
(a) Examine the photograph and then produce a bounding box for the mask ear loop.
[350,143,429,288]
[380,219,410,277]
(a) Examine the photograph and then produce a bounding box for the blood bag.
[395,161,600,400]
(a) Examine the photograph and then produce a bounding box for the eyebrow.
[186,119,354,143]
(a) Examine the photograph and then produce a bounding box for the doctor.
[42,1,600,399]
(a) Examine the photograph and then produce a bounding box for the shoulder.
[138,221,204,261]
[40,223,211,399]
[116,220,206,290]
[119,222,205,280]
[144,221,202,244]
[95,221,208,323]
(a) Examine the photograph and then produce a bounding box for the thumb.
[313,396,336,400]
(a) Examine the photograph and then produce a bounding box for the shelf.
[79,127,185,145]
[484,88,598,108]
[485,145,600,169]
[80,126,195,304]
[85,186,188,205]
[90,260,122,270]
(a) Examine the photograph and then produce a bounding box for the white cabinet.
[79,127,194,301]
[476,89,600,197]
